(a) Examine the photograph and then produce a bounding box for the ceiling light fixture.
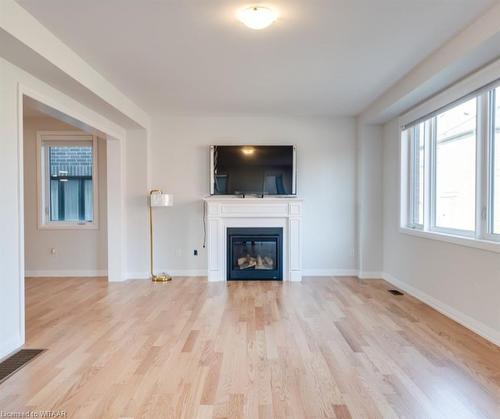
[241,146,255,155]
[237,6,277,30]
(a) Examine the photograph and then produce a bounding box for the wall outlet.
[50,248,56,255]
[193,249,198,256]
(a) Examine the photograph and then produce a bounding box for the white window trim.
[36,131,99,230]
[484,88,499,241]
[400,79,500,253]
[408,126,421,229]
[399,227,500,254]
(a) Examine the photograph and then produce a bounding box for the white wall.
[125,129,149,278]
[0,58,25,358]
[382,119,500,344]
[23,117,107,276]
[357,123,384,277]
[150,115,357,276]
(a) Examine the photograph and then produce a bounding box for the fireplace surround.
[203,196,303,281]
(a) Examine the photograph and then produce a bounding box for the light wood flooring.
[0,277,499,418]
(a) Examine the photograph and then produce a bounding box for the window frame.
[36,131,99,230]
[400,81,500,252]
[485,87,500,241]
[406,124,425,229]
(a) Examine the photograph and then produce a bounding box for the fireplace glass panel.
[227,227,283,280]
[232,239,277,271]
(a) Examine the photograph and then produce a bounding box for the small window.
[433,98,477,233]
[38,132,98,228]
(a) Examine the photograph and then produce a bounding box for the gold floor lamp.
[149,189,173,282]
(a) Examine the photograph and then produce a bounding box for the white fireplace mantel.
[203,196,303,282]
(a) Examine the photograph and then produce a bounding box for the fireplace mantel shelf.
[203,197,303,282]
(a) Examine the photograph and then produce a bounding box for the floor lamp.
[149,189,173,282]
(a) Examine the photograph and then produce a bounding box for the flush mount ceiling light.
[241,146,255,155]
[237,6,278,30]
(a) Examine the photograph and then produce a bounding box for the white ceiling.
[17,0,496,116]
[23,97,47,118]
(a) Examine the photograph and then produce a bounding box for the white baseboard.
[131,268,380,279]
[164,269,208,277]
[26,270,107,277]
[0,335,23,361]
[302,269,383,278]
[382,272,500,347]
[127,270,208,279]
[126,272,149,280]
[175,268,363,279]
[302,269,359,277]
[358,271,384,279]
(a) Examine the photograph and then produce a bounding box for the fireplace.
[204,197,303,281]
[227,227,283,280]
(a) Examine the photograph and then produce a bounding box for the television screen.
[211,145,296,195]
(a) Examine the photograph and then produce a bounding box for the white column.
[288,202,302,281]
[206,202,221,281]
[106,136,127,282]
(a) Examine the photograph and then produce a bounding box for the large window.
[402,82,500,245]
[38,132,98,228]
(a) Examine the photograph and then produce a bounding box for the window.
[491,87,500,234]
[434,98,477,233]
[401,81,500,247]
[407,122,425,227]
[37,132,98,228]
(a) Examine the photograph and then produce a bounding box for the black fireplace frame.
[226,227,283,280]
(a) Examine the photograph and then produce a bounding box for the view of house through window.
[434,98,477,232]
[48,145,94,222]
[39,134,97,226]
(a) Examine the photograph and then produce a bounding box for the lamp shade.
[150,192,173,207]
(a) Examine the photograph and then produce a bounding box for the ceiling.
[23,96,106,137]
[17,0,496,117]
[23,96,48,118]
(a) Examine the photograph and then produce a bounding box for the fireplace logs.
[237,254,274,270]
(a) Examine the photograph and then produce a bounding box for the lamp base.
[151,273,172,282]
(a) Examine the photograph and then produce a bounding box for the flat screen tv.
[210,145,296,196]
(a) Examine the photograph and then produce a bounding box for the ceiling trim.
[359,2,500,125]
[0,0,150,130]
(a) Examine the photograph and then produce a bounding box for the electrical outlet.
[193,249,198,256]
[50,248,56,255]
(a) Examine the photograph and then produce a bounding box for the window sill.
[399,227,500,254]
[38,223,98,231]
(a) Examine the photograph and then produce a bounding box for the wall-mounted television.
[210,145,296,196]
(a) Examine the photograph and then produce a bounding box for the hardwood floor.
[0,277,499,418]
